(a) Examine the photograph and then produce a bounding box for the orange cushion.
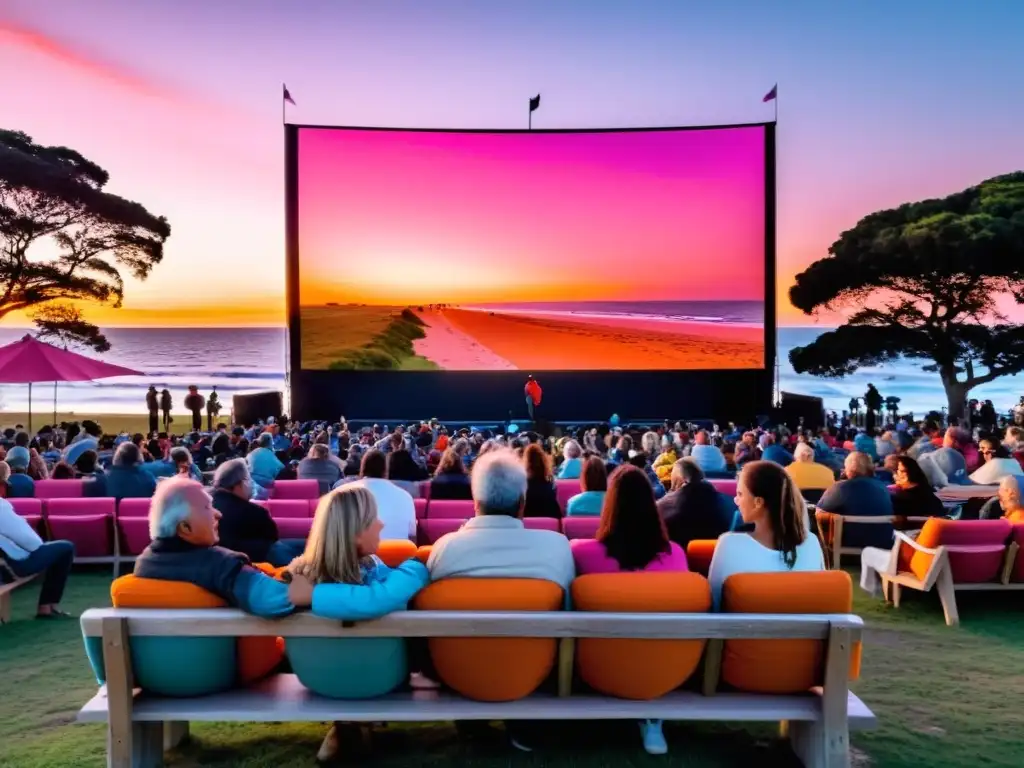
[414,545,432,563]
[251,562,288,579]
[721,571,861,694]
[572,572,710,699]
[377,539,418,568]
[110,574,284,684]
[413,579,563,701]
[685,540,717,577]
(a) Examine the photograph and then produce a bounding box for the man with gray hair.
[135,476,304,616]
[297,443,342,495]
[426,449,574,590]
[211,459,305,567]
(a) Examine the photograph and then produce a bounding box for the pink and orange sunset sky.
[298,127,764,306]
[2,1,1023,328]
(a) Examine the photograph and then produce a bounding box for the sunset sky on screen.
[0,1,1022,326]
[298,127,765,305]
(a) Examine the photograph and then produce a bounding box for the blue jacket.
[556,457,582,480]
[311,559,429,621]
[89,466,157,500]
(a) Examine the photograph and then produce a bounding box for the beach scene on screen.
[297,126,766,371]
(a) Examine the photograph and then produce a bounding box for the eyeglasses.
[981,449,995,455]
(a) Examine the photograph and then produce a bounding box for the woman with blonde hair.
[286,485,430,762]
[556,439,584,479]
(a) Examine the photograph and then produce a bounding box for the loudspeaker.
[232,391,283,426]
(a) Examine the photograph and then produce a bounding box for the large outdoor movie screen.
[296,125,767,371]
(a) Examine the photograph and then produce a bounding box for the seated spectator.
[298,443,342,495]
[785,442,836,498]
[760,433,793,467]
[876,453,898,485]
[0,497,75,618]
[816,451,895,550]
[980,475,1024,523]
[347,450,416,541]
[73,449,104,480]
[285,485,429,762]
[170,446,203,482]
[930,427,971,485]
[430,448,472,500]
[889,456,945,524]
[386,432,428,490]
[90,443,157,500]
[62,421,101,466]
[566,457,608,516]
[4,447,35,498]
[522,443,560,518]
[970,440,1024,485]
[136,477,303,616]
[427,448,574,590]
[50,462,76,480]
[211,459,305,567]
[247,432,285,489]
[657,458,734,550]
[570,463,686,755]
[853,430,878,461]
[573,465,688,575]
[556,439,583,479]
[708,461,825,610]
[0,460,9,497]
[732,432,759,467]
[27,448,48,480]
[688,430,727,474]
[875,431,899,461]
[907,422,940,460]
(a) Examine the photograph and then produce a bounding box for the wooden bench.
[79,608,873,767]
[815,512,939,568]
[0,570,38,624]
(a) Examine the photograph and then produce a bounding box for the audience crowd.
[3,408,1024,758]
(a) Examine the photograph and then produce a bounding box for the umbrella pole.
[28,381,32,434]
[53,381,58,427]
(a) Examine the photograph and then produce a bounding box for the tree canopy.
[789,172,1024,419]
[0,129,170,345]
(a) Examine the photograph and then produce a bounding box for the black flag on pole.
[529,94,540,112]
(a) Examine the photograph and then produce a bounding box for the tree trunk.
[942,376,969,423]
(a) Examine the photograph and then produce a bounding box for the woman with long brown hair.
[707,460,824,610]
[522,443,560,517]
[430,447,473,500]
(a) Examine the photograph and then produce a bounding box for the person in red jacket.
[524,375,542,421]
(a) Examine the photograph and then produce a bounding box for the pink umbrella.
[0,334,142,431]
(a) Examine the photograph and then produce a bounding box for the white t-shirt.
[348,478,417,541]
[707,531,825,610]
[0,498,44,560]
[969,458,1024,486]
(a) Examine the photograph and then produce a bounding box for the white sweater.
[0,498,44,560]
[707,532,825,611]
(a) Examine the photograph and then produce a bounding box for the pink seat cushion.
[268,500,312,518]
[927,519,1012,583]
[47,514,112,557]
[270,480,319,500]
[414,498,428,519]
[33,479,85,498]
[117,498,151,519]
[709,479,738,498]
[419,482,431,500]
[524,517,560,532]
[562,517,600,540]
[419,518,465,544]
[275,517,313,539]
[47,498,116,517]
[9,498,43,517]
[555,481,578,512]
[426,500,474,519]
[118,517,152,556]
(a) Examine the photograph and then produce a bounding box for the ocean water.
[467,300,763,325]
[1,325,1016,417]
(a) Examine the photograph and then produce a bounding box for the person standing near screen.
[525,375,542,422]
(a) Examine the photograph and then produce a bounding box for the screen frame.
[284,121,776,420]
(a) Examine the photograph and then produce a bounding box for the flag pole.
[774,83,778,123]
[528,99,532,131]
[282,83,286,125]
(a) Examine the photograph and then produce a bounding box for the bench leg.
[0,592,10,624]
[108,721,162,768]
[891,583,902,608]
[163,721,189,750]
[935,567,959,626]
[784,719,849,768]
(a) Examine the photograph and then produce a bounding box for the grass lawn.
[1,570,1022,767]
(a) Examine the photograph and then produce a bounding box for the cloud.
[0,20,190,103]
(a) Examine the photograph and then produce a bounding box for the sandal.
[36,608,75,619]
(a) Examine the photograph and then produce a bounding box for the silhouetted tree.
[789,172,1024,420]
[31,304,110,352]
[0,129,170,340]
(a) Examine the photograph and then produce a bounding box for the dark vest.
[134,537,249,605]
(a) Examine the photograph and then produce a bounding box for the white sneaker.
[409,672,440,690]
[316,724,340,763]
[639,719,668,755]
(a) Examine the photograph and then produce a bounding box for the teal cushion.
[84,633,236,696]
[288,638,407,698]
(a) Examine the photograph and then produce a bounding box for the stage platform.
[334,417,715,435]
